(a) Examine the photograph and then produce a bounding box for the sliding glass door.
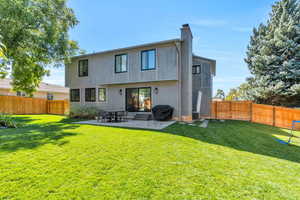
[126,87,151,112]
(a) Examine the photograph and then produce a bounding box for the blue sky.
[44,0,276,95]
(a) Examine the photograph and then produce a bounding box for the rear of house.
[0,78,69,100]
[65,24,216,121]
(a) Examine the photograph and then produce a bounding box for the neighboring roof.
[72,38,181,59]
[0,78,69,94]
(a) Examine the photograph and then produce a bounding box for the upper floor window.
[141,49,156,71]
[192,65,202,74]
[98,88,106,102]
[78,59,88,77]
[115,54,127,73]
[85,88,96,102]
[70,89,80,102]
[47,93,54,100]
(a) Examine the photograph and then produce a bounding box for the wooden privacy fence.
[0,96,69,115]
[211,101,300,130]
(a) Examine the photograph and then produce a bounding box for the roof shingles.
[0,78,69,93]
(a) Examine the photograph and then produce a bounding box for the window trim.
[115,54,128,73]
[70,89,80,102]
[98,88,107,102]
[85,88,96,102]
[78,59,89,77]
[141,49,156,71]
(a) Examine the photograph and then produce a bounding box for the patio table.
[106,110,124,122]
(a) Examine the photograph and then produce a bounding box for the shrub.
[69,105,104,119]
[0,114,21,128]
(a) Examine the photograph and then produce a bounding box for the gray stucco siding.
[192,57,213,117]
[70,80,180,118]
[67,43,178,89]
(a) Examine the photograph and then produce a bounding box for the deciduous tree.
[0,0,79,95]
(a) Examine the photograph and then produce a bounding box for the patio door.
[126,87,151,112]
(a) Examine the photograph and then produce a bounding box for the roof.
[193,54,216,76]
[0,78,69,94]
[72,39,181,59]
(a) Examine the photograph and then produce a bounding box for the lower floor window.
[47,93,54,100]
[126,87,151,112]
[16,91,26,97]
[70,89,80,102]
[98,88,106,102]
[85,88,96,102]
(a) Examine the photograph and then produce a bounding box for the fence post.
[272,106,276,127]
[229,101,232,119]
[215,102,218,119]
[62,100,65,115]
[46,100,48,114]
[249,102,253,122]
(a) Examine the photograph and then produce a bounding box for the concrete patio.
[74,120,176,130]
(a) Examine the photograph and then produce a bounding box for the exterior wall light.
[154,87,159,94]
[119,89,123,95]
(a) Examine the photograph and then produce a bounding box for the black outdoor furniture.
[98,110,127,123]
[97,111,111,123]
[117,111,129,122]
[152,105,174,121]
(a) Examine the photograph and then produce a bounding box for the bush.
[0,114,22,128]
[69,105,104,119]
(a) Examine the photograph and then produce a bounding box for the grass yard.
[0,115,300,200]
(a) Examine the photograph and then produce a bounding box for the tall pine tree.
[245,0,300,106]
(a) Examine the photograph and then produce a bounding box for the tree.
[0,36,8,78]
[236,78,256,101]
[214,89,225,100]
[0,0,79,95]
[245,0,300,106]
[225,88,239,101]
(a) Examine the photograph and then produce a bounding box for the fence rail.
[211,101,300,130]
[0,96,69,115]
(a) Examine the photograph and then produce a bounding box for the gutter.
[175,41,182,121]
[72,39,182,60]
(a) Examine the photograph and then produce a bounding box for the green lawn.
[0,115,300,200]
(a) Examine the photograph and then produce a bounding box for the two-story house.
[65,24,216,121]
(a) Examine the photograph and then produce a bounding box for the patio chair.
[97,111,110,123]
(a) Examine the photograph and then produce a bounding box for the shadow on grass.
[164,120,300,163]
[0,120,80,152]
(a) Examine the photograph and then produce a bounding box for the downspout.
[175,41,182,121]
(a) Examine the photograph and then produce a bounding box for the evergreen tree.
[245,0,300,106]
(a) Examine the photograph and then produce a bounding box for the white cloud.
[214,77,246,84]
[191,19,228,27]
[232,27,253,33]
[190,18,253,33]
